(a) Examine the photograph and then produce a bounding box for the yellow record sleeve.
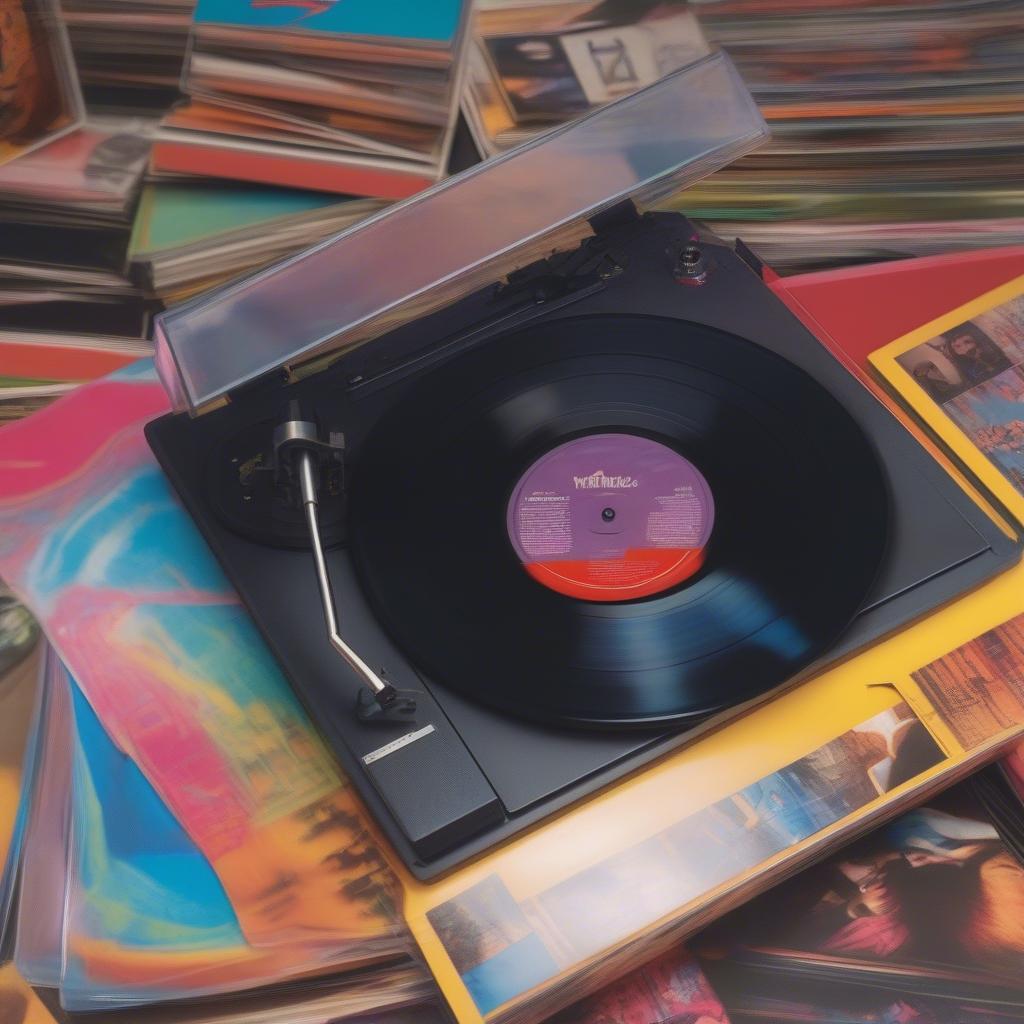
[869,274,1024,532]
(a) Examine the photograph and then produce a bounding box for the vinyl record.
[349,314,889,727]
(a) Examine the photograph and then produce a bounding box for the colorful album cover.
[191,0,464,44]
[19,647,436,1015]
[0,0,83,165]
[549,946,730,1024]
[0,362,406,960]
[129,181,338,259]
[61,654,404,1009]
[421,701,944,1017]
[911,609,1024,751]
[870,275,1024,530]
[693,780,1024,1023]
[483,33,590,121]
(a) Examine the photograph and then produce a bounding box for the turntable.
[146,54,1020,878]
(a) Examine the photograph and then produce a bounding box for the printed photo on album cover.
[425,702,944,1016]
[896,293,1024,498]
[694,779,1024,1023]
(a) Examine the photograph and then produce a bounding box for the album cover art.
[424,702,943,1016]
[0,363,406,956]
[912,609,1024,750]
[549,946,730,1024]
[191,0,463,43]
[0,0,82,165]
[484,34,590,121]
[483,9,707,123]
[872,280,1024,518]
[694,781,1024,1023]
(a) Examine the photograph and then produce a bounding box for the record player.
[146,54,1021,879]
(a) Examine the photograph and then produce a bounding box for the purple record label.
[506,433,714,601]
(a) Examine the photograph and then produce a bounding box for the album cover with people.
[693,776,1024,1023]
[871,277,1024,528]
[420,702,945,1016]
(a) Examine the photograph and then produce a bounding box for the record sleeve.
[870,274,1024,532]
[693,775,1024,1023]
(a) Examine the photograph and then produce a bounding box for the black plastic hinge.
[588,198,641,235]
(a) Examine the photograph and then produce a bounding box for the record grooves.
[147,209,1020,875]
[349,314,890,728]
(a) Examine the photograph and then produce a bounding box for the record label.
[507,433,714,601]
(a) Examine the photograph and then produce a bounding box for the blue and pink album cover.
[192,0,464,44]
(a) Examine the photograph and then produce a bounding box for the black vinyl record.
[349,314,889,727]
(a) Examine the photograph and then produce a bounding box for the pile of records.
[0,609,446,1020]
[128,181,388,303]
[463,0,1024,271]
[0,4,156,419]
[0,331,149,422]
[0,118,155,341]
[150,0,472,198]
[679,0,1024,271]
[61,0,196,114]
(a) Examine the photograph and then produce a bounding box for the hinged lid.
[154,51,768,415]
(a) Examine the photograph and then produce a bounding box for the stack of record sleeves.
[1,31,157,417]
[150,0,472,198]
[0,331,149,422]
[549,769,1024,1024]
[464,0,1023,271]
[61,0,197,114]
[128,181,388,303]
[0,368,450,1019]
[0,120,155,340]
[12,647,438,1020]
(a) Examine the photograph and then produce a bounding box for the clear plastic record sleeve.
[0,364,418,1008]
[15,641,436,1014]
[152,51,769,414]
[0,615,44,956]
[14,645,70,990]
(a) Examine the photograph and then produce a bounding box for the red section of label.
[523,546,707,601]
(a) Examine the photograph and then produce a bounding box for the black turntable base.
[147,209,1020,878]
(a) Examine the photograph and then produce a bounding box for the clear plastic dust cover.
[154,50,769,414]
